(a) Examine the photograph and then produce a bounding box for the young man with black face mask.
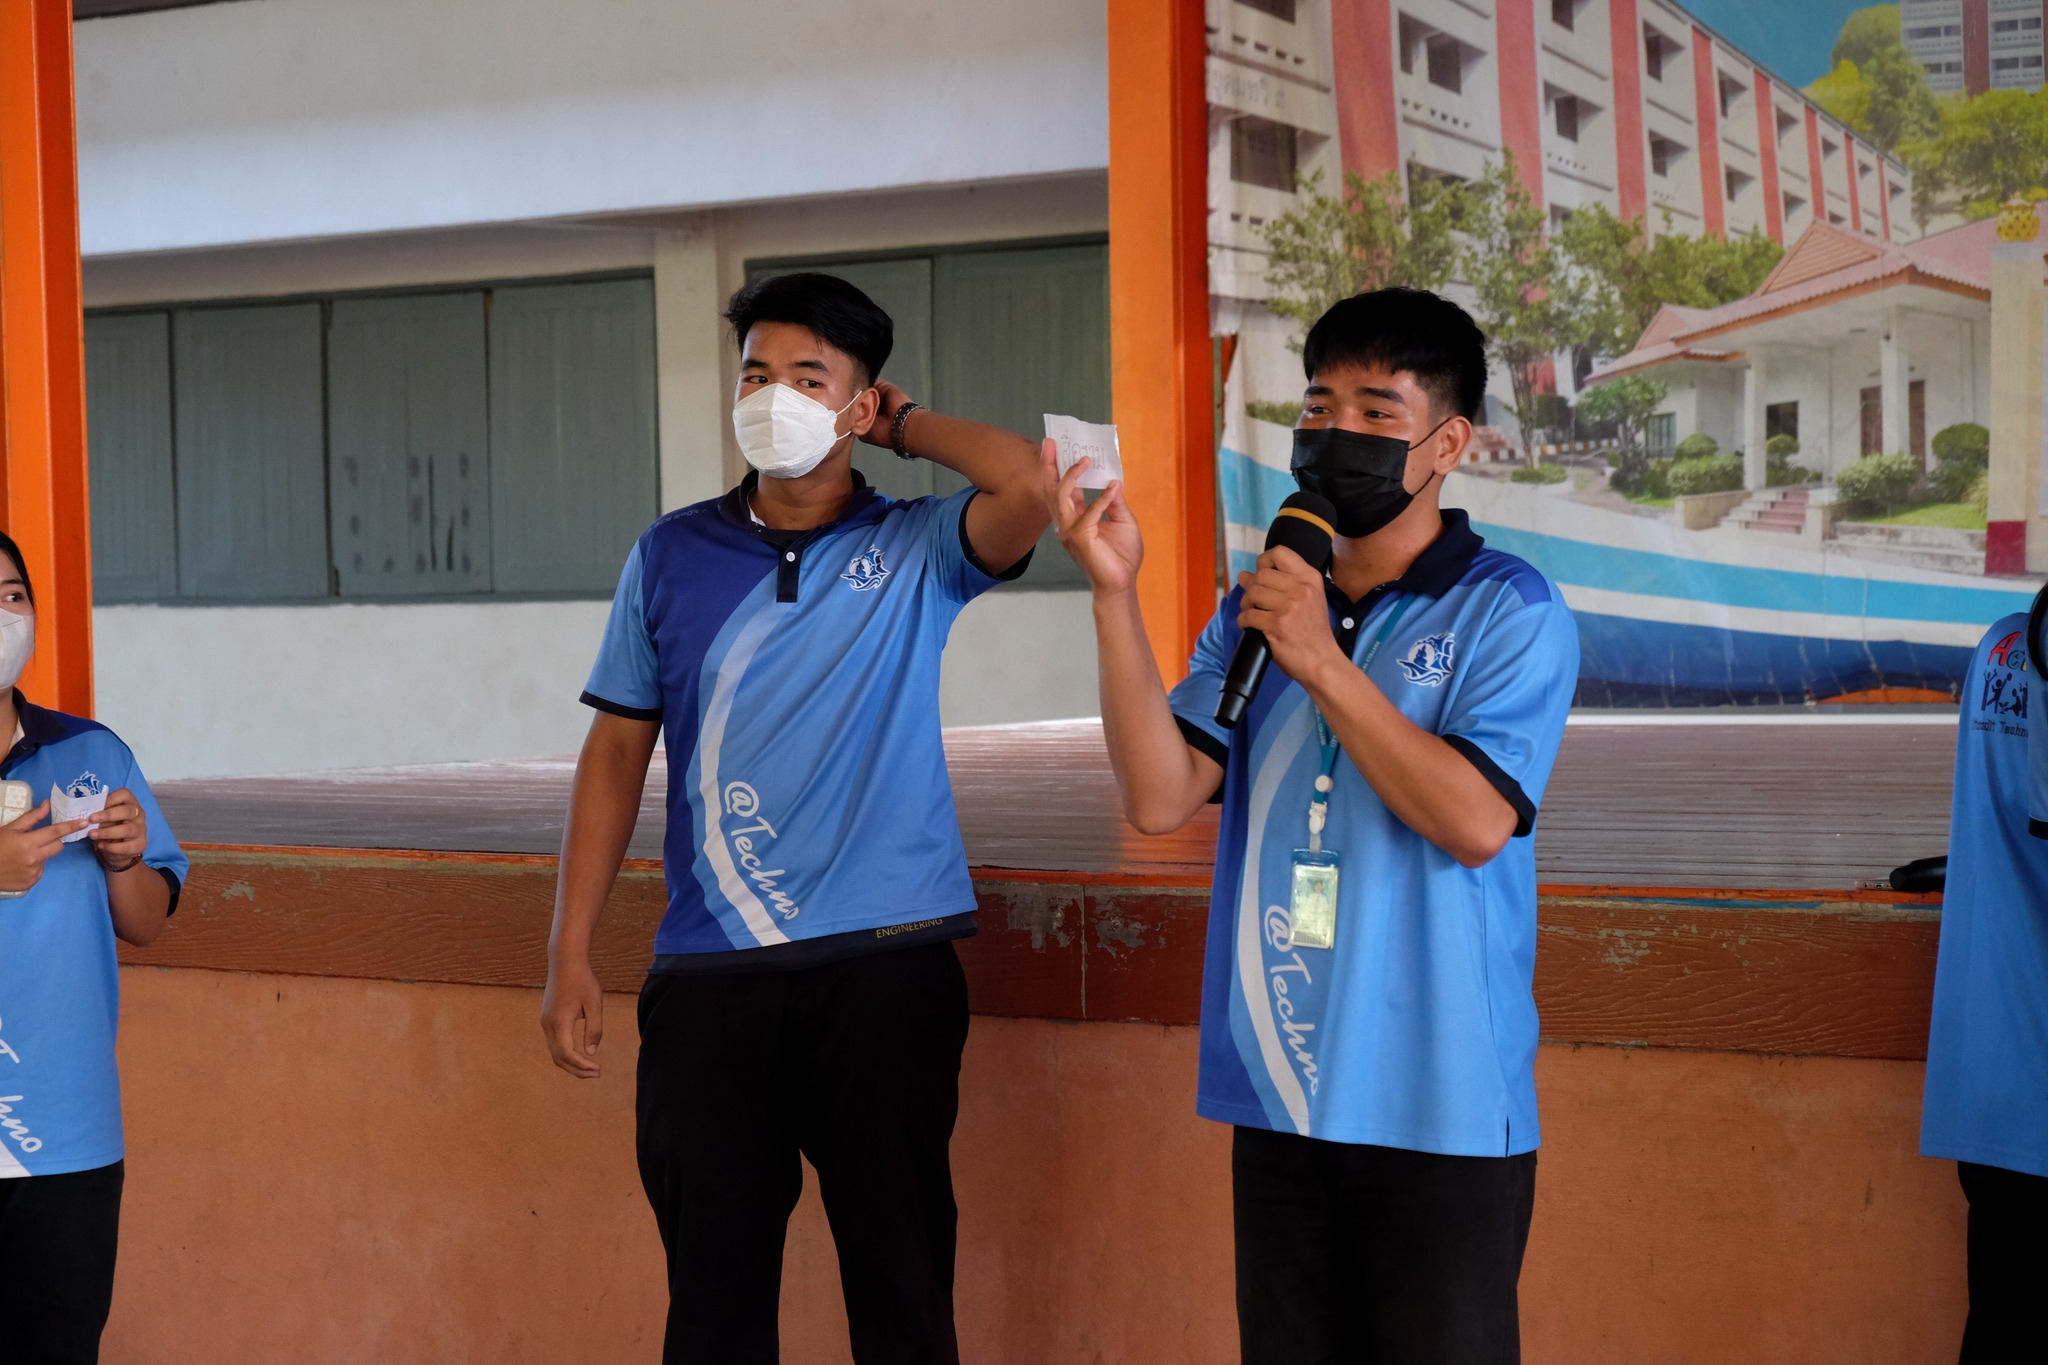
[1050,287,1579,1363]
[543,272,1048,1364]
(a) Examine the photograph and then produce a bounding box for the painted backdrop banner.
[1204,0,2044,704]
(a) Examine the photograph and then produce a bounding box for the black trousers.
[1959,1160,2048,1364]
[1233,1127,1536,1365]
[636,940,970,1365]
[0,1160,124,1365]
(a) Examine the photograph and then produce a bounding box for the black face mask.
[1290,419,1450,538]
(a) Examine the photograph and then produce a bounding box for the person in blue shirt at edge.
[0,529,190,1365]
[1921,590,2048,1363]
[1049,287,1578,1365]
[541,272,1048,1365]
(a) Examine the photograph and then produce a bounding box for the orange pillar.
[1495,0,1545,208]
[1608,0,1647,224]
[1107,0,1217,678]
[1690,28,1725,239]
[1753,71,1783,244]
[0,0,95,715]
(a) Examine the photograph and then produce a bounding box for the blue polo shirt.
[583,473,1026,969]
[0,696,187,1179]
[1922,613,2048,1179]
[1169,510,1578,1154]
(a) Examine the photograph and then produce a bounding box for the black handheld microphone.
[1216,491,1337,729]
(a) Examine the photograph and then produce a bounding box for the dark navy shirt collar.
[3,690,71,773]
[718,468,880,537]
[1326,508,1485,615]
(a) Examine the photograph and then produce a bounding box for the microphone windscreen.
[1264,492,1337,572]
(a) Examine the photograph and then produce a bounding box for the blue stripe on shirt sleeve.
[584,540,663,717]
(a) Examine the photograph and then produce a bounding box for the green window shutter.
[328,292,491,597]
[172,303,330,600]
[932,242,1110,587]
[746,257,936,504]
[489,279,658,593]
[84,312,177,602]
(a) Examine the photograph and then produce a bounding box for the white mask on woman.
[732,382,867,480]
[0,613,33,692]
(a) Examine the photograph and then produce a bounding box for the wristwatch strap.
[890,401,923,459]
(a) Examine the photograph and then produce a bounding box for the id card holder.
[1289,849,1341,950]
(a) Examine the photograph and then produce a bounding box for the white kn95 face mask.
[0,612,33,693]
[732,382,867,481]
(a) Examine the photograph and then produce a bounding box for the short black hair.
[0,530,32,607]
[724,272,893,387]
[1301,287,1488,424]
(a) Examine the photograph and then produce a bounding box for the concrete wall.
[82,180,1109,778]
[73,0,1108,255]
[94,587,1100,780]
[105,967,1970,1364]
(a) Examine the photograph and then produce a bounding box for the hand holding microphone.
[1217,492,1337,729]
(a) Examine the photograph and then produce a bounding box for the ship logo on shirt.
[1398,631,1456,687]
[841,545,891,592]
[61,772,105,799]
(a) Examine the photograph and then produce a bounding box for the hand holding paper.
[1045,414,1124,490]
[52,783,107,843]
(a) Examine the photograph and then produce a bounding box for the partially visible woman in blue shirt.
[0,529,189,1365]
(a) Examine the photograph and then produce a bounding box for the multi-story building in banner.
[1209,0,1916,314]
[1903,0,2047,96]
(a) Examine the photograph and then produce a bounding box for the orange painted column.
[1753,71,1783,243]
[1107,0,1217,677]
[1608,0,1647,224]
[1691,29,1725,239]
[1329,0,1400,181]
[1805,106,1826,217]
[1495,0,1545,207]
[1846,138,1864,233]
[0,0,95,715]
[1878,159,1893,241]
[1964,0,1990,96]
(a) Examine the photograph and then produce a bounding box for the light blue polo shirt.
[1170,510,1578,1155]
[0,696,187,1179]
[583,472,1026,967]
[1922,612,2048,1178]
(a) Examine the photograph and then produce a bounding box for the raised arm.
[1046,447,1221,835]
[864,382,1049,574]
[542,711,660,1078]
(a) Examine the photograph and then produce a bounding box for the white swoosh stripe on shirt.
[696,601,794,946]
[1236,702,1314,1135]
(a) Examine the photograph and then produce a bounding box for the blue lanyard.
[1308,593,1415,852]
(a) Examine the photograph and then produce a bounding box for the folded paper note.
[1046,414,1124,490]
[51,783,107,843]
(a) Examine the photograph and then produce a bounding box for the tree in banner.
[1574,372,1670,495]
[1260,165,1461,341]
[1902,89,2048,223]
[1552,204,1782,356]
[1807,5,1937,156]
[1574,373,1668,455]
[1455,152,1560,461]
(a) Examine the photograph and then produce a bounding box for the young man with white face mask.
[542,272,1048,1364]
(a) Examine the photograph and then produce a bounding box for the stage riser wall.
[102,967,1966,1365]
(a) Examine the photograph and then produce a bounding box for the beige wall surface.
[107,967,1966,1364]
[75,0,1109,256]
[82,173,1111,779]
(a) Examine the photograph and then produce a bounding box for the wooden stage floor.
[153,715,1960,893]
